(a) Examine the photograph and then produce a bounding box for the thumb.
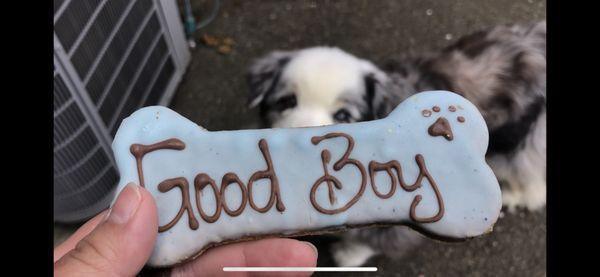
[55,184,158,276]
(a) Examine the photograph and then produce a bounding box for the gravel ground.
[55,1,546,276]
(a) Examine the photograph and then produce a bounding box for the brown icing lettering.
[316,150,343,204]
[309,133,444,223]
[310,132,367,214]
[140,131,446,233]
[409,154,445,223]
[130,138,185,188]
[194,174,222,223]
[154,139,283,232]
[221,173,248,216]
[428,117,454,141]
[158,177,199,232]
[369,159,424,198]
[247,139,286,213]
[369,155,445,223]
[368,161,398,198]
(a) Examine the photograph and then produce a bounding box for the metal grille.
[54,0,190,222]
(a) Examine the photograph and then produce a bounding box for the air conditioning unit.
[54,0,190,222]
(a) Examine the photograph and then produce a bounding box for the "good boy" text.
[130,132,445,233]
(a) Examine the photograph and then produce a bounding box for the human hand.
[54,183,318,276]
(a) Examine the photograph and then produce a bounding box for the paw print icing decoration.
[428,117,454,141]
[111,90,501,267]
[422,104,467,141]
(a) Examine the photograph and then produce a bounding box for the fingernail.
[101,209,111,222]
[107,183,141,224]
[303,241,319,260]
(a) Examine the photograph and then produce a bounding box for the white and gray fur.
[247,47,393,128]
[246,21,546,266]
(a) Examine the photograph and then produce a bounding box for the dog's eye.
[274,95,297,111]
[334,109,352,123]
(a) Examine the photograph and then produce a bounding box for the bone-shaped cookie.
[111,90,502,267]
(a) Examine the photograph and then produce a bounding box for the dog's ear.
[246,51,296,108]
[361,63,399,120]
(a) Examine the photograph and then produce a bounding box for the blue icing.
[111,91,501,266]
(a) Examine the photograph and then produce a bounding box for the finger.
[172,238,318,277]
[53,210,109,262]
[54,184,158,276]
